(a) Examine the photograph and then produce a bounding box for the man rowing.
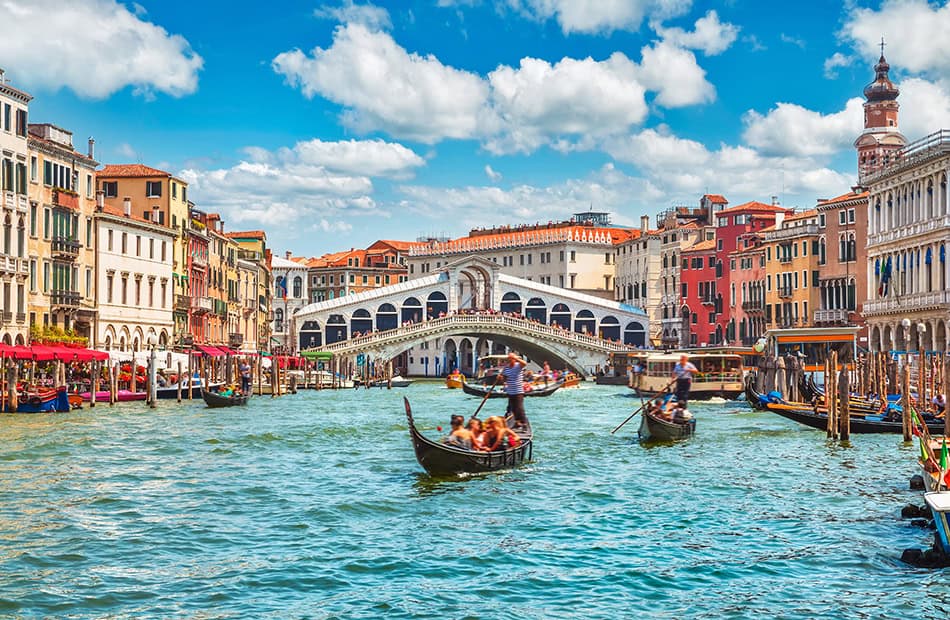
[501,351,529,429]
[671,354,698,405]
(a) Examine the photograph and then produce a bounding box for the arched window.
[574,309,595,335]
[377,303,398,331]
[351,309,373,334]
[292,276,302,298]
[426,291,448,318]
[600,316,620,341]
[274,308,284,332]
[500,292,522,315]
[401,297,422,323]
[550,303,571,330]
[325,314,347,345]
[624,321,646,346]
[524,298,547,323]
[299,320,323,349]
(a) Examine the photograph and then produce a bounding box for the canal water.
[0,382,947,618]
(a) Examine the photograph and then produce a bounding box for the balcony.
[867,215,950,247]
[228,333,244,348]
[767,223,820,241]
[778,255,793,264]
[1,311,10,323]
[16,312,25,323]
[51,289,81,308]
[777,287,793,298]
[52,189,79,210]
[814,309,850,325]
[175,294,190,311]
[863,289,950,316]
[17,258,28,276]
[238,250,261,262]
[741,300,765,313]
[5,192,27,213]
[191,296,213,314]
[51,236,81,259]
[774,317,803,329]
[191,252,208,268]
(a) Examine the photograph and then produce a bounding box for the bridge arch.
[500,292,522,314]
[401,297,423,324]
[550,303,571,330]
[326,314,347,345]
[600,315,620,341]
[427,291,448,318]
[525,297,547,323]
[575,309,595,335]
[352,309,373,335]
[377,303,398,331]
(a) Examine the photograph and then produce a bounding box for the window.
[819,213,825,228]
[85,268,92,298]
[29,204,36,237]
[2,104,8,131]
[15,109,26,137]
[717,240,723,251]
[848,208,855,224]
[102,181,118,198]
[172,182,177,199]
[135,279,141,305]
[149,280,154,307]
[718,217,729,227]
[570,251,576,262]
[121,232,127,254]
[146,181,162,198]
[161,281,167,308]
[149,238,154,259]
[839,210,846,225]
[121,278,127,305]
[182,186,187,203]
[43,208,50,240]
[559,250,565,262]
[29,156,37,182]
[85,218,92,247]
[107,229,114,252]
[161,241,166,262]
[85,174,93,198]
[29,259,36,291]
[569,274,576,288]
[42,261,50,293]
[135,235,141,256]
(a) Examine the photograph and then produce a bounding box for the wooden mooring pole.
[902,361,912,442]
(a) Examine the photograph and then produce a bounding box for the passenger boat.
[5,386,71,413]
[202,389,249,408]
[561,372,581,388]
[638,408,696,442]
[445,370,464,389]
[368,375,413,388]
[404,397,532,476]
[631,352,743,400]
[79,389,147,402]
[597,351,648,385]
[461,378,561,399]
[155,379,222,399]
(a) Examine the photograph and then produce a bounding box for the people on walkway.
[239,359,252,394]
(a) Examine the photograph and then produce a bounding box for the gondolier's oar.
[611,378,677,434]
[472,374,503,419]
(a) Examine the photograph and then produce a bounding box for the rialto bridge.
[293,256,649,377]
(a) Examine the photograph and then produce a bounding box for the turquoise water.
[0,383,947,618]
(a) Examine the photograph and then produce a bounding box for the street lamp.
[146,333,158,408]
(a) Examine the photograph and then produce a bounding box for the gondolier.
[502,351,529,428]
[671,354,698,405]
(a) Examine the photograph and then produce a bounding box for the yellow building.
[762,210,821,330]
[96,164,190,339]
[226,231,272,353]
[27,124,98,341]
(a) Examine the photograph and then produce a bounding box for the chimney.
[285,251,292,259]
[0,69,5,85]
[774,212,786,228]
[640,215,649,233]
[96,190,104,212]
[123,197,131,217]
[87,137,95,160]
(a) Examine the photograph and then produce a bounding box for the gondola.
[460,379,561,399]
[638,408,696,441]
[749,373,883,415]
[404,397,533,476]
[202,389,249,408]
[156,379,223,399]
[763,401,945,434]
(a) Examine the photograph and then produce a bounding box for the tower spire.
[880,36,886,58]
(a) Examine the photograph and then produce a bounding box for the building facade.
[762,210,821,331]
[271,253,310,353]
[308,240,409,304]
[729,242,767,346]
[679,238,720,346]
[227,231,272,353]
[615,215,659,343]
[815,192,868,331]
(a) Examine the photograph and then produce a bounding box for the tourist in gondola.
[671,401,693,423]
[443,414,473,449]
[502,351,529,428]
[480,416,521,451]
[671,354,698,405]
[467,418,486,450]
[934,393,947,417]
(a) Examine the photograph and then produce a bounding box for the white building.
[615,215,660,345]
[94,194,175,351]
[271,252,310,353]
[0,72,31,345]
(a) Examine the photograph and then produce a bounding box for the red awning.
[196,345,225,357]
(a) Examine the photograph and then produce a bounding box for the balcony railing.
[778,255,793,264]
[0,256,17,275]
[175,294,190,310]
[51,289,81,308]
[1,311,11,323]
[52,189,79,210]
[861,129,950,184]
[814,309,850,324]
[191,296,213,314]
[16,312,25,323]
[863,290,950,316]
[51,236,81,258]
[767,223,819,241]
[228,333,244,348]
[777,287,793,298]
[700,295,715,305]
[741,300,764,313]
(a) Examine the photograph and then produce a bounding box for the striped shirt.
[502,363,524,395]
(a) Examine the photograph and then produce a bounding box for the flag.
[920,436,931,463]
[941,437,948,471]
[911,409,923,437]
[878,257,892,297]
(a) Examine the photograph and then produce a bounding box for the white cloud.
[116,143,138,159]
[485,165,502,182]
[315,1,391,30]
[823,52,853,79]
[259,138,426,178]
[0,0,202,99]
[637,40,714,107]
[651,10,739,56]
[841,0,950,76]
[508,0,691,35]
[896,77,950,140]
[485,53,648,153]
[741,98,864,157]
[780,33,806,49]
[273,23,491,143]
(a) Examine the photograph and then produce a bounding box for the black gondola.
[763,402,944,434]
[202,390,249,408]
[461,379,561,399]
[745,375,768,410]
[404,397,533,476]
[638,409,696,441]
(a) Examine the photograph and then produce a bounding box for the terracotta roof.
[28,134,96,163]
[817,191,869,206]
[226,230,266,240]
[703,194,729,204]
[409,225,636,256]
[372,239,412,251]
[684,239,716,252]
[784,209,818,222]
[715,201,791,216]
[98,163,171,178]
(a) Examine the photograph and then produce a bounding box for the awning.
[195,345,225,357]
[301,351,334,361]
[28,345,58,361]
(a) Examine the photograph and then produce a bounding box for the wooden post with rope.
[177,361,183,403]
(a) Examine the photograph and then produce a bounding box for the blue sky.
[6,0,950,255]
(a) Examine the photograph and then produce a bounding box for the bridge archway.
[352,309,373,335]
[550,303,571,330]
[300,320,323,349]
[624,321,646,346]
[600,316,620,341]
[402,297,422,324]
[525,297,547,323]
[444,338,458,374]
[575,310,595,335]
[459,338,474,374]
[326,314,347,345]
[427,292,448,318]
[500,292,522,314]
[458,264,493,309]
[377,303,398,331]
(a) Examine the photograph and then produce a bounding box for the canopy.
[0,344,110,362]
[196,345,225,357]
[301,351,334,361]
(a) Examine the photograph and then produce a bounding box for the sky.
[4,0,950,256]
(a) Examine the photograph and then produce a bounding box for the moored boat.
[5,386,71,413]
[763,400,944,434]
[202,389,249,408]
[631,352,743,400]
[79,389,147,402]
[561,372,581,388]
[404,397,532,476]
[155,379,222,399]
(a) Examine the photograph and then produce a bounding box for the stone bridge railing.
[314,313,633,356]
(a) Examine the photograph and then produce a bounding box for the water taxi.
[630,352,744,400]
[446,369,464,389]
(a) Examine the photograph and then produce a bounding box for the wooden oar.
[472,374,503,419]
[611,377,677,434]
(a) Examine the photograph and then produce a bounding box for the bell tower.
[854,39,907,179]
